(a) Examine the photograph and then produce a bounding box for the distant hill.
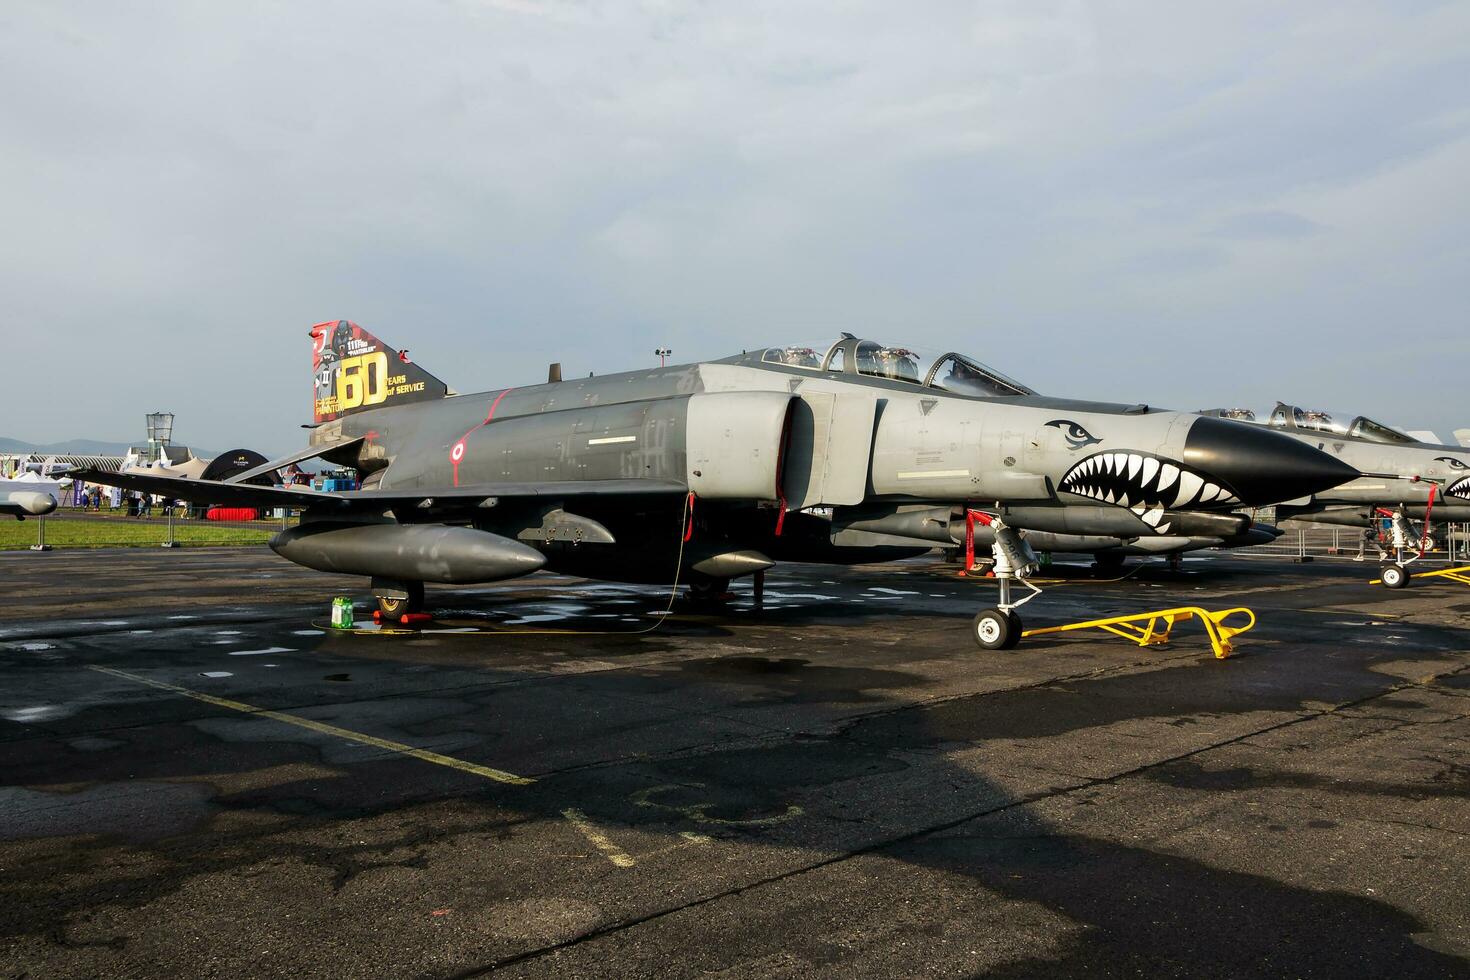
[0,436,218,458]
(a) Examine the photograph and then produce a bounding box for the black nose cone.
[1184,416,1358,505]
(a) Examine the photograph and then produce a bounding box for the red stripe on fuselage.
[450,387,516,487]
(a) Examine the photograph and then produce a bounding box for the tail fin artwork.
[310,320,450,423]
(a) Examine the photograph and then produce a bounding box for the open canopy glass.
[1200,403,1419,445]
[756,336,1035,397]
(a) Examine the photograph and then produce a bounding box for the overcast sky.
[4,1,1467,454]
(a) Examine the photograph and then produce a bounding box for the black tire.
[377,582,425,618]
[1380,563,1410,589]
[973,609,1015,650]
[1001,610,1023,650]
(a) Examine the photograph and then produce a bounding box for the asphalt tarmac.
[2,547,1468,978]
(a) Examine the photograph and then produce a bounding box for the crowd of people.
[76,484,176,517]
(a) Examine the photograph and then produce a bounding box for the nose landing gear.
[968,514,1043,650]
[1374,508,1432,590]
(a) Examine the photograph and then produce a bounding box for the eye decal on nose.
[1058,451,1241,532]
[1433,458,1470,498]
[1438,459,1470,497]
[1045,419,1102,451]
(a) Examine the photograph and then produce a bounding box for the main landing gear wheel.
[687,577,731,603]
[377,581,426,618]
[973,609,1022,650]
[1380,563,1410,589]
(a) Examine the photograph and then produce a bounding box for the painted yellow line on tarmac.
[87,665,534,786]
[561,807,637,868]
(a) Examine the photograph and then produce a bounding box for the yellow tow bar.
[1368,565,1470,587]
[1021,606,1257,660]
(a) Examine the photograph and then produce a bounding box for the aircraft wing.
[68,468,688,511]
[222,437,366,484]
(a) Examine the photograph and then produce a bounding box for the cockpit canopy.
[1200,403,1419,445]
[755,335,1035,398]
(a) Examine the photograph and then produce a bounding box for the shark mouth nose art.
[1448,476,1470,499]
[1059,452,1239,531]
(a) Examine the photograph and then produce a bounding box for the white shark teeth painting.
[1059,451,1240,526]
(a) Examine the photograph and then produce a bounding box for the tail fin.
[310,320,450,423]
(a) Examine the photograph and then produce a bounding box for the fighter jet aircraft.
[76,323,1354,648]
[1203,403,1470,585]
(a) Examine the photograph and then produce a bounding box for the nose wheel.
[1379,562,1410,589]
[973,609,1023,649]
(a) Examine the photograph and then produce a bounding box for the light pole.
[655,347,672,368]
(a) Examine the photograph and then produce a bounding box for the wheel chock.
[1021,606,1256,659]
[1368,565,1470,587]
[398,612,434,625]
[371,610,434,626]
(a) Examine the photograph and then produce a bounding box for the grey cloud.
[1209,211,1323,240]
[3,1,1469,452]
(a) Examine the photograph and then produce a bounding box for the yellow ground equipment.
[1021,606,1257,660]
[1369,565,1470,589]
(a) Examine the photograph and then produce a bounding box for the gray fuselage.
[295,344,1350,580]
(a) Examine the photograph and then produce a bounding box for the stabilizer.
[310,320,450,423]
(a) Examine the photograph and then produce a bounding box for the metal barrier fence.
[17,504,297,552]
[1232,520,1470,564]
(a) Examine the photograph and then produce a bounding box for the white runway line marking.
[561,808,636,868]
[3,706,62,723]
[87,666,533,786]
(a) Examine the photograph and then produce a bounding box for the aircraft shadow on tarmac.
[2,564,1468,976]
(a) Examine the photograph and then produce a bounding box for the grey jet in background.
[78,323,1355,648]
[1203,403,1470,586]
